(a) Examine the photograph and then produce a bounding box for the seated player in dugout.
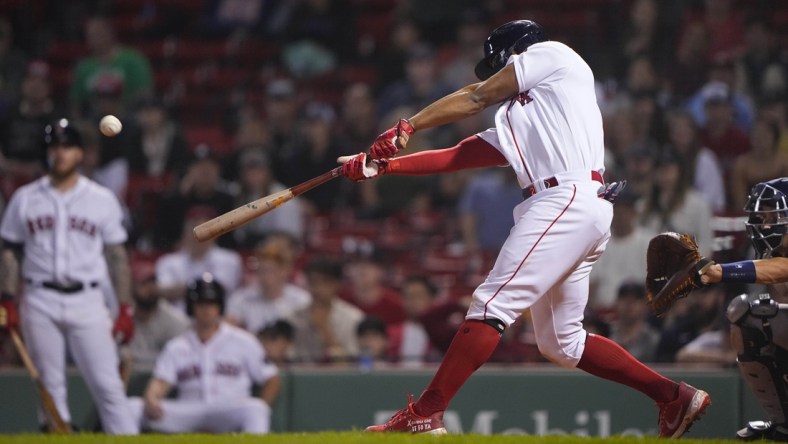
[693,177,788,442]
[128,274,280,434]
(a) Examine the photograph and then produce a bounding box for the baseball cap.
[700,81,732,105]
[192,143,220,163]
[91,73,124,97]
[303,101,336,123]
[258,319,295,340]
[348,245,386,267]
[239,149,270,169]
[131,261,157,283]
[266,78,295,99]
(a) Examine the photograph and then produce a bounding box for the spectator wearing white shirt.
[156,208,243,312]
[666,111,726,213]
[225,244,310,334]
[590,190,656,310]
[289,258,363,363]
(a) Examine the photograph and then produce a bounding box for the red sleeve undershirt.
[387,135,508,175]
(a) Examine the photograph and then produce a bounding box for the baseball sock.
[413,320,502,416]
[577,333,677,403]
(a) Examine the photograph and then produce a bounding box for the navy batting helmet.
[474,20,548,81]
[44,118,83,149]
[185,273,226,316]
[744,177,788,258]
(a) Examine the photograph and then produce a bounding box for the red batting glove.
[339,153,390,182]
[0,293,19,333]
[369,118,415,160]
[112,303,135,345]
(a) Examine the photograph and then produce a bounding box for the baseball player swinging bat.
[10,329,71,433]
[193,166,342,242]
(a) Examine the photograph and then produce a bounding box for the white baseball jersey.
[0,174,137,434]
[0,175,126,283]
[477,41,605,187]
[154,322,277,401]
[466,40,614,369]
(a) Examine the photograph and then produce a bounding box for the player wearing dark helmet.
[697,178,788,441]
[185,272,226,317]
[349,18,707,438]
[43,119,85,179]
[474,20,548,81]
[45,118,84,148]
[128,273,281,434]
[0,118,137,433]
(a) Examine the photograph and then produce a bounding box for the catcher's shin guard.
[727,294,788,427]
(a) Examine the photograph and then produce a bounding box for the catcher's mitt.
[645,232,715,316]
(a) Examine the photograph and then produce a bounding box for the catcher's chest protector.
[727,293,788,424]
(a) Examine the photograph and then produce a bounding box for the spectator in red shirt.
[698,81,750,187]
[341,248,405,326]
[679,0,744,62]
[388,275,440,365]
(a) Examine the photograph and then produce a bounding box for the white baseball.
[100,115,122,137]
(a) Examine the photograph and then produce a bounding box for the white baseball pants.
[128,397,271,433]
[467,181,613,368]
[20,287,138,434]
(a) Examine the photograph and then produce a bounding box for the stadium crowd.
[0,0,786,378]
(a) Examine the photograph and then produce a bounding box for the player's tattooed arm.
[409,66,518,130]
[0,241,23,297]
[104,243,132,305]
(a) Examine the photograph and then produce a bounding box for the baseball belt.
[522,170,604,200]
[25,279,99,294]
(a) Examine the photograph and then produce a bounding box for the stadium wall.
[0,367,758,438]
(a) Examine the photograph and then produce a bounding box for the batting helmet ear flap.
[474,20,548,81]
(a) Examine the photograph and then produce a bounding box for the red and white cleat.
[657,382,711,438]
[365,396,447,434]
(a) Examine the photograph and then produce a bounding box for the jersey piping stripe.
[483,185,577,319]
[506,99,533,184]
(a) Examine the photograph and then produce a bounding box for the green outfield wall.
[0,366,761,438]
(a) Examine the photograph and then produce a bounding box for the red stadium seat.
[355,13,393,47]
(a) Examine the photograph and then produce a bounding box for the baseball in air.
[99,115,122,137]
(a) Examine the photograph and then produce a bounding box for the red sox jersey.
[477,41,605,187]
[0,175,127,283]
[465,39,614,368]
[154,323,277,402]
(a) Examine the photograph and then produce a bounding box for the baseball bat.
[193,166,342,242]
[10,329,71,433]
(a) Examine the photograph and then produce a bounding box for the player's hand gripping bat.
[193,166,342,242]
[10,329,71,433]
